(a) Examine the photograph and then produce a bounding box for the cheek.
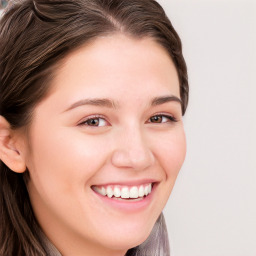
[26,128,113,230]
[157,128,186,178]
[26,128,111,195]
[148,128,186,216]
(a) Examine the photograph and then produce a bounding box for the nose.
[111,127,155,171]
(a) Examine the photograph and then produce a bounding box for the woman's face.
[22,34,186,255]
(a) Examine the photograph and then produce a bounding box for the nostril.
[130,149,155,170]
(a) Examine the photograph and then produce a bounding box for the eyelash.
[148,114,178,124]
[78,114,177,127]
[78,115,108,127]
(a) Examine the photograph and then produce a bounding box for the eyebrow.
[64,95,181,112]
[151,95,182,106]
[64,98,118,112]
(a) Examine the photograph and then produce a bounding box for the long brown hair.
[0,0,188,255]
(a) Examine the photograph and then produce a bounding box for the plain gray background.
[1,1,256,255]
[158,0,256,256]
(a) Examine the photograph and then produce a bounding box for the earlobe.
[0,115,27,173]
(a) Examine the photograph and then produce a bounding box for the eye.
[148,114,177,124]
[79,116,108,127]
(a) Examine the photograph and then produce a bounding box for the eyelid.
[78,114,110,127]
[77,112,178,127]
[147,113,178,123]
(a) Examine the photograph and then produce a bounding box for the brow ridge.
[64,98,117,112]
[64,95,181,112]
[151,95,182,106]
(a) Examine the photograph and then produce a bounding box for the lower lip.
[91,184,157,212]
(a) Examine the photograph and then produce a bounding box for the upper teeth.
[92,183,153,199]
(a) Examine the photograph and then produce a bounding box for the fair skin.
[0,34,186,256]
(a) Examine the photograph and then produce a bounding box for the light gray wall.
[158,1,256,256]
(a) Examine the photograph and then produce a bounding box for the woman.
[0,0,188,255]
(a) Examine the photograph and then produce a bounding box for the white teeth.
[113,187,121,198]
[93,183,153,199]
[145,185,149,196]
[138,185,144,197]
[121,187,129,198]
[93,186,101,194]
[106,186,113,198]
[148,183,152,193]
[129,186,139,198]
[101,187,107,196]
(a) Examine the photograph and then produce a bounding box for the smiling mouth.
[91,183,153,200]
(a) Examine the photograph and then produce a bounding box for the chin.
[98,222,154,251]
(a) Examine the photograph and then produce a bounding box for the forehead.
[38,34,180,111]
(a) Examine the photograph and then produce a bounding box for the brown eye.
[79,117,108,127]
[150,116,163,123]
[86,118,100,126]
[148,115,177,124]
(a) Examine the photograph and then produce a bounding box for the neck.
[38,226,127,256]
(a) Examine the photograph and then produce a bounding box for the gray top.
[38,229,62,256]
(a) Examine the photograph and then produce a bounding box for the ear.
[0,115,26,173]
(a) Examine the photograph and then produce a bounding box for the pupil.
[151,116,162,123]
[89,119,99,126]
